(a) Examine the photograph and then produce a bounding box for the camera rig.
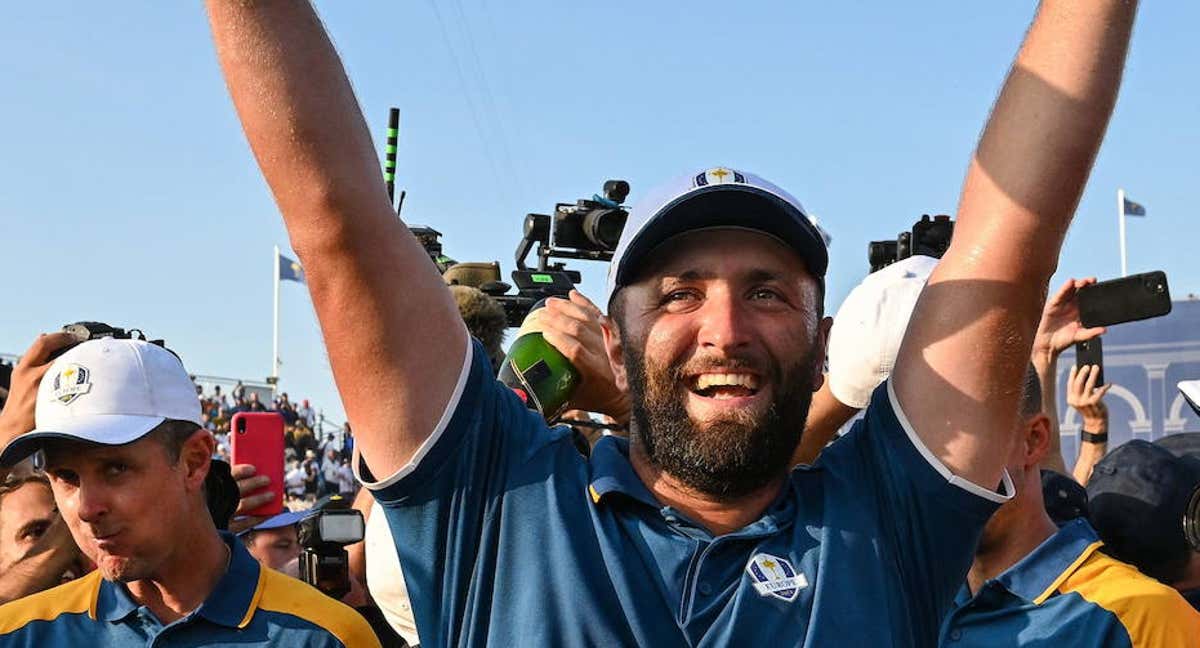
[478,180,631,327]
[867,214,954,273]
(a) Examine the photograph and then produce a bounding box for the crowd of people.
[1,1,1198,647]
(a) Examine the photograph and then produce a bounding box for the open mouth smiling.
[688,372,762,400]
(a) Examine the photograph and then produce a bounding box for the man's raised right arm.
[206,1,467,478]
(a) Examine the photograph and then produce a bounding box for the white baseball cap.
[603,167,829,307]
[827,255,938,408]
[0,338,203,466]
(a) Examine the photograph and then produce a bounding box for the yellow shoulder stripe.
[1034,541,1103,604]
[254,568,382,648]
[1060,550,1200,648]
[0,571,103,633]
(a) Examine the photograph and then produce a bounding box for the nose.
[74,479,110,526]
[695,287,752,353]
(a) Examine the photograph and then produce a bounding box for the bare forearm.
[207,0,467,475]
[794,380,860,465]
[1035,354,1068,474]
[1073,441,1107,486]
[895,1,1135,486]
[961,0,1136,280]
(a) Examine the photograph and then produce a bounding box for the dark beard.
[623,338,816,500]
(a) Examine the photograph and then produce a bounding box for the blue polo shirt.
[939,518,1200,647]
[0,531,380,647]
[361,340,1012,647]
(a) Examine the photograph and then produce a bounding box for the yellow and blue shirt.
[0,531,380,647]
[361,340,1013,647]
[940,518,1200,647]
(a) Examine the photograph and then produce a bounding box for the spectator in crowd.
[0,468,87,604]
[302,450,320,498]
[297,399,315,428]
[0,333,379,646]
[939,367,1198,646]
[285,459,307,501]
[341,423,354,459]
[322,449,342,497]
[238,508,310,575]
[248,391,266,412]
[232,380,245,402]
[1088,440,1200,613]
[209,0,1136,645]
[336,457,356,497]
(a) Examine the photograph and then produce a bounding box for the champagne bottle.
[497,300,580,421]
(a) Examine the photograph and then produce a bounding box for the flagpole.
[272,245,281,384]
[1117,188,1128,277]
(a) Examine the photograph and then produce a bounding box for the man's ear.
[1024,413,1053,467]
[181,429,215,494]
[601,315,628,393]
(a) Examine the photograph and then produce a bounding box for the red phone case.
[230,411,285,518]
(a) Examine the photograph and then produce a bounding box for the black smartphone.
[1075,337,1104,387]
[1077,271,1171,328]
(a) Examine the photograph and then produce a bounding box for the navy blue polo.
[940,519,1200,647]
[0,531,379,647]
[362,340,1012,647]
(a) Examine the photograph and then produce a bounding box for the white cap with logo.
[603,166,830,308]
[0,338,202,466]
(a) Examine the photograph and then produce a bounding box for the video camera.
[298,495,365,600]
[868,214,954,273]
[480,180,631,327]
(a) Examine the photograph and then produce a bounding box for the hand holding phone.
[230,412,285,518]
[1077,271,1171,328]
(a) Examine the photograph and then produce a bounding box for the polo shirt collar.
[992,518,1104,603]
[586,435,798,537]
[194,531,265,628]
[588,435,659,508]
[94,531,265,628]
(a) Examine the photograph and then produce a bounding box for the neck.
[967,497,1057,596]
[630,441,785,536]
[126,520,229,624]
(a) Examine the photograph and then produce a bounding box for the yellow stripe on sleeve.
[1060,550,1200,648]
[254,568,382,648]
[0,571,103,633]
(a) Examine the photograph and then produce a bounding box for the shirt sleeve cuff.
[886,379,1014,504]
[353,340,474,491]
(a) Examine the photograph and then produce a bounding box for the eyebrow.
[662,268,787,284]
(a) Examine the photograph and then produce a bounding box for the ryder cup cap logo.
[746,553,807,602]
[694,167,746,187]
[50,363,92,405]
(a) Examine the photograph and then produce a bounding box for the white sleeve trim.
[886,380,1014,504]
[354,340,474,491]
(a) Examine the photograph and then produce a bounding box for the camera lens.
[582,208,627,251]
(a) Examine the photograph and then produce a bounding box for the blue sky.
[2,1,1197,425]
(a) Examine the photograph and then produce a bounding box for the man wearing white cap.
[207,0,1137,644]
[0,334,379,647]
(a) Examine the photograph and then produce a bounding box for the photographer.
[208,1,1136,645]
[0,332,378,647]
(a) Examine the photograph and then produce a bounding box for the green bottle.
[497,301,580,421]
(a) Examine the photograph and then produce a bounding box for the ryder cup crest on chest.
[745,553,808,602]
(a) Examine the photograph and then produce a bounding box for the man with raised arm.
[207,1,1137,645]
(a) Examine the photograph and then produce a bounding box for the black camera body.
[298,500,365,600]
[868,214,954,273]
[48,321,171,361]
[478,180,631,327]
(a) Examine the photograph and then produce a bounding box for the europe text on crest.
[51,363,92,405]
[745,553,807,602]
